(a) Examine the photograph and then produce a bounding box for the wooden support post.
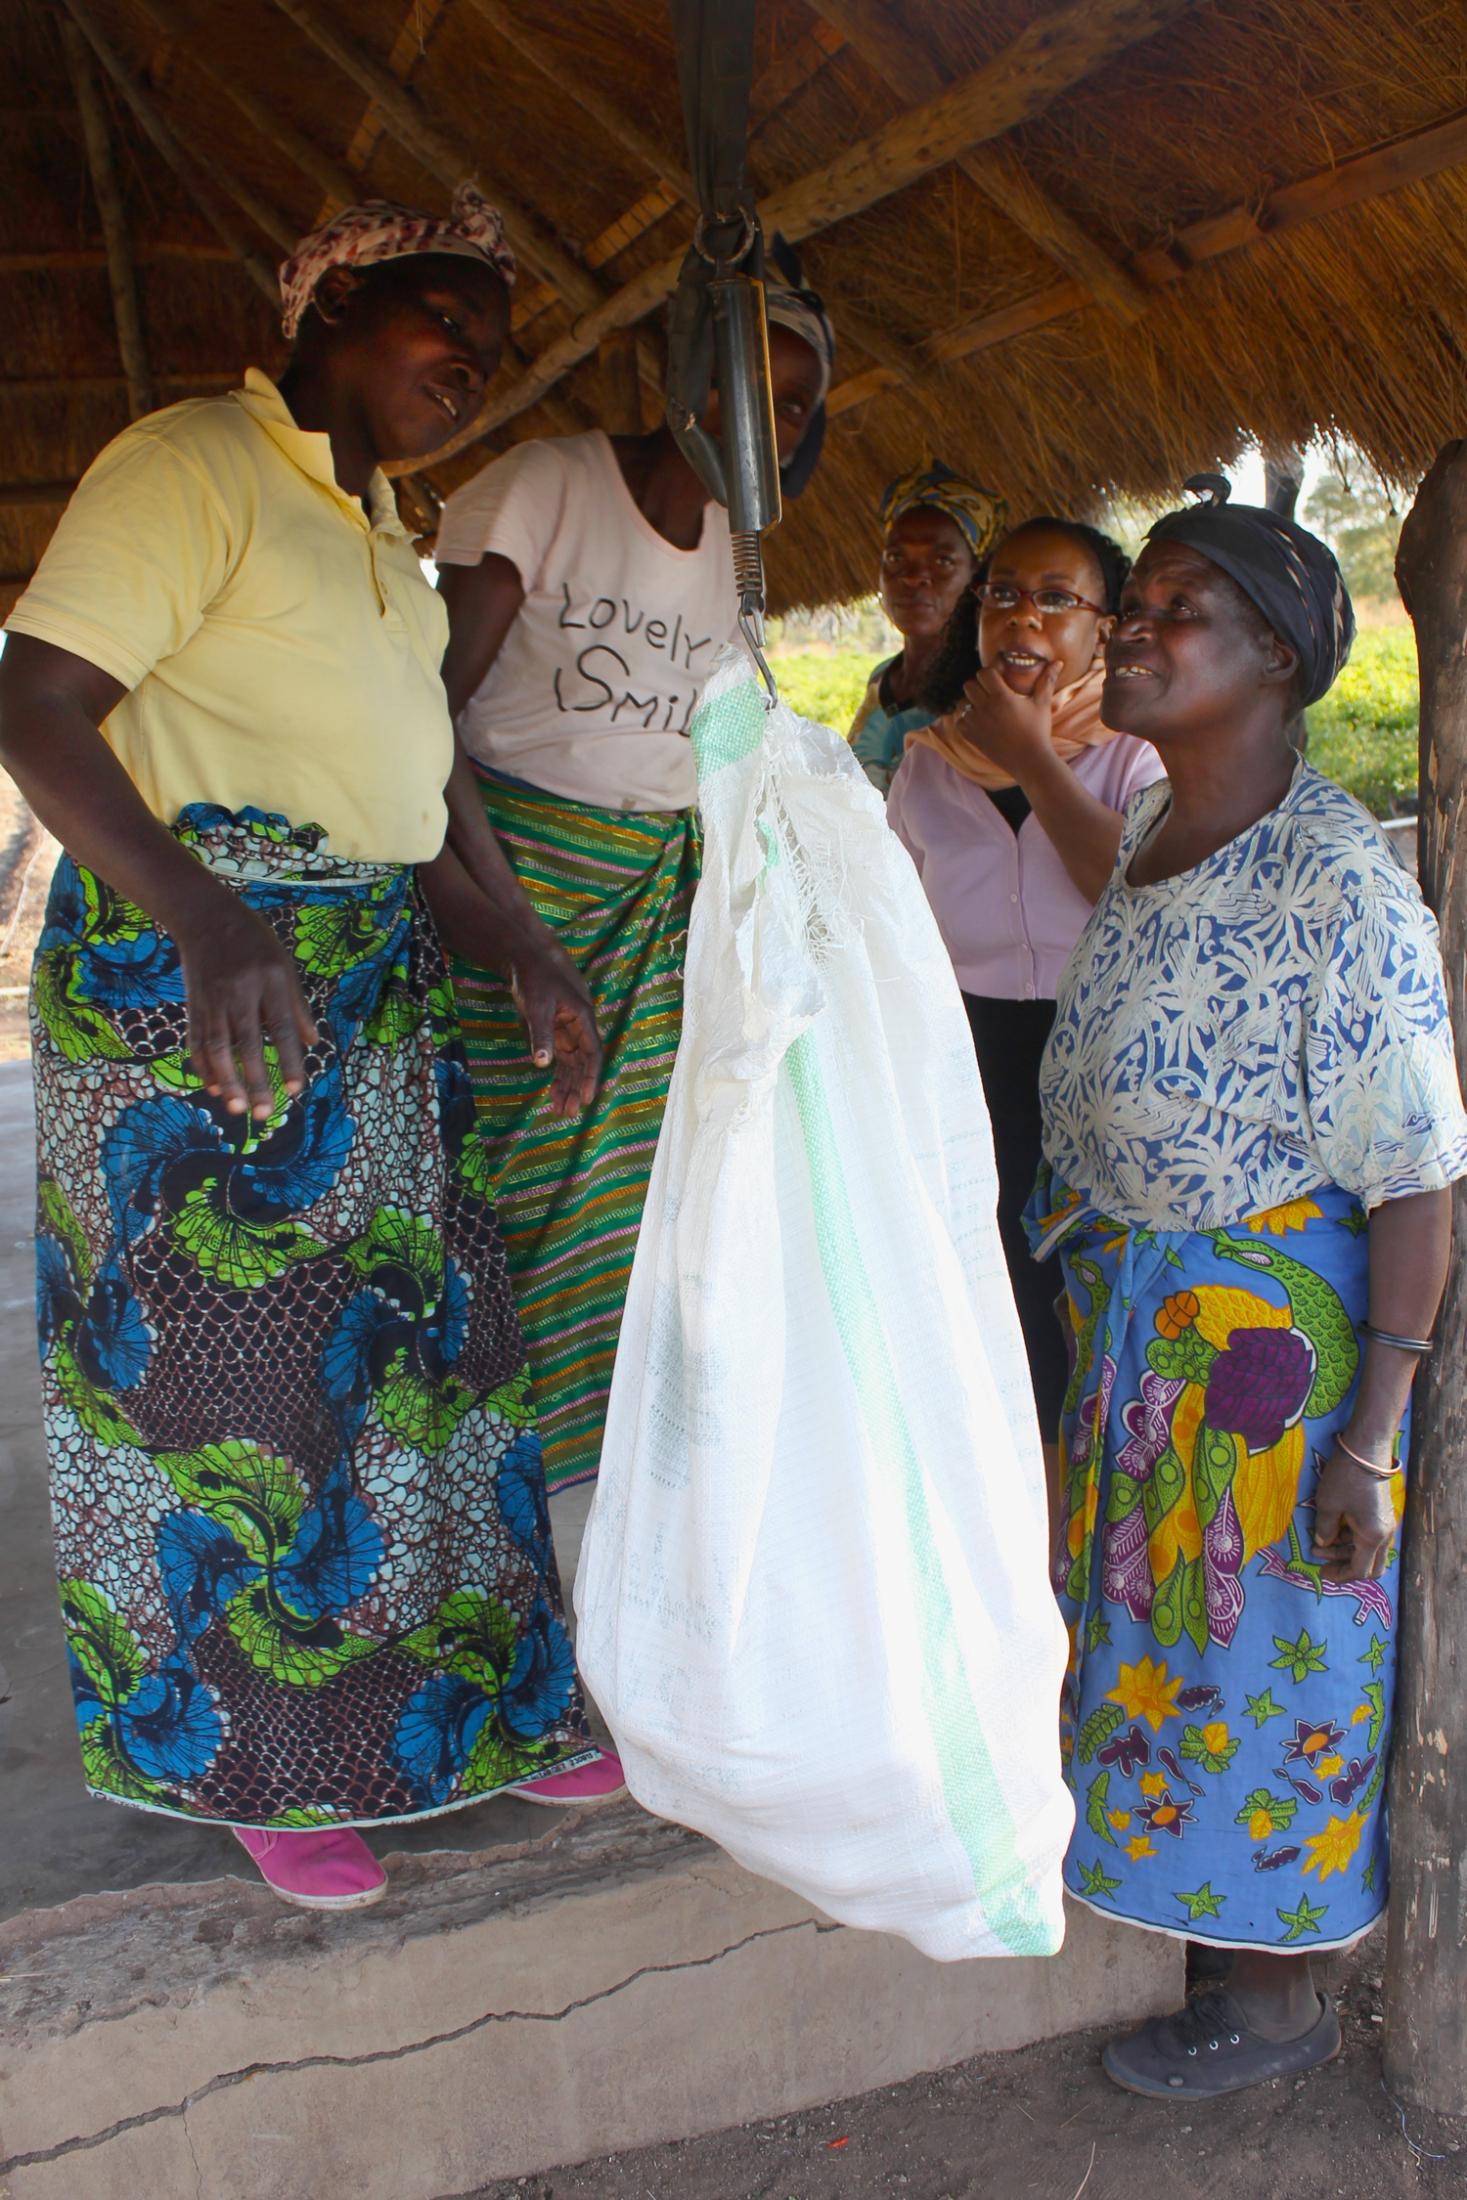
[60,21,155,420]
[60,0,280,303]
[1383,438,1467,2116]
[597,329,644,435]
[267,0,604,315]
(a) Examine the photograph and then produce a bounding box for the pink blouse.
[886,735,1166,1001]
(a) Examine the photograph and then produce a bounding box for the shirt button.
[1010,893,1019,904]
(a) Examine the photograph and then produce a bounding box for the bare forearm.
[441,739,546,923]
[0,696,218,935]
[1344,1187,1453,1453]
[420,836,539,970]
[1013,748,1123,903]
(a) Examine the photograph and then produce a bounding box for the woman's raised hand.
[951,659,1060,779]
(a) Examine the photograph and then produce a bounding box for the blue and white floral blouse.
[1039,762,1467,1230]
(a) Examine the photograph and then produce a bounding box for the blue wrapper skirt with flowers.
[1029,1172,1400,1952]
[31,803,592,1828]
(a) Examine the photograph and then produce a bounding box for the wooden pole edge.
[59,0,281,304]
[60,21,156,420]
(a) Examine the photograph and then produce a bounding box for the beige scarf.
[905,655,1120,792]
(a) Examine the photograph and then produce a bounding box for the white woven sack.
[575,651,1073,1960]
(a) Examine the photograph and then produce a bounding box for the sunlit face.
[1103,540,1297,749]
[315,254,511,465]
[978,524,1113,696]
[878,508,977,645]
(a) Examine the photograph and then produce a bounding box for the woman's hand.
[175,878,318,1119]
[419,843,601,1118]
[504,926,602,1119]
[0,636,317,1121]
[1312,1447,1399,1583]
[952,659,1061,779]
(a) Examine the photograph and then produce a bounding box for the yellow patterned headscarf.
[878,459,1007,560]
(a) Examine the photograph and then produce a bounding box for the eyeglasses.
[974,582,1106,618]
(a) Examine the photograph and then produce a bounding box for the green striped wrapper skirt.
[450,768,701,1493]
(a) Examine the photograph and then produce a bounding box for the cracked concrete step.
[0,1803,1178,2199]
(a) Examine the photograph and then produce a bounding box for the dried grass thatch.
[2,0,1466,613]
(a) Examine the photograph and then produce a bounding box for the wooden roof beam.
[809,0,1147,322]
[0,243,233,271]
[60,20,155,418]
[0,482,77,507]
[59,0,282,301]
[267,0,604,316]
[0,373,238,395]
[459,0,919,387]
[418,0,1201,458]
[130,0,361,212]
[826,103,1467,417]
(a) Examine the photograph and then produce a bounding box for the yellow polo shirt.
[6,369,452,863]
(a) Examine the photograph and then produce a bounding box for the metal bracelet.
[1362,1322,1436,1355]
[1333,1431,1398,1481]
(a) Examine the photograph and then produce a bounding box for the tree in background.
[1305,457,1406,603]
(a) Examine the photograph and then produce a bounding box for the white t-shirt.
[434,430,740,811]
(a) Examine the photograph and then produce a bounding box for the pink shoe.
[508,1747,627,1807]
[232,1825,387,1909]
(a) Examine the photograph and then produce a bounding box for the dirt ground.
[0,779,57,1061]
[464,1938,1467,2200]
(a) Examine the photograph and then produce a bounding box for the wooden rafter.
[0,244,232,270]
[809,0,1147,322]
[0,482,77,507]
[130,0,361,211]
[60,0,280,301]
[750,19,845,127]
[338,0,454,185]
[59,20,155,418]
[411,0,1202,460]
[460,0,916,384]
[825,103,1467,420]
[514,17,848,328]
[0,372,238,395]
[267,0,605,316]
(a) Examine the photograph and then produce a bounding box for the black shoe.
[1102,1988,1341,2101]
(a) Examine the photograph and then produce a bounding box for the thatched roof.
[4,0,1466,615]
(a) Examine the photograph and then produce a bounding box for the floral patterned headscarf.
[278,182,516,343]
[879,459,1008,562]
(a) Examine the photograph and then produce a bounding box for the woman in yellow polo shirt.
[0,190,605,1910]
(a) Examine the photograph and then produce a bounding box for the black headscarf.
[1145,475,1355,706]
[764,233,834,501]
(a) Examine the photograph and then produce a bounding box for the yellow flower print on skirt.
[1030,1173,1401,1952]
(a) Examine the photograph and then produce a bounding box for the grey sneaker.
[1102,1988,1341,2100]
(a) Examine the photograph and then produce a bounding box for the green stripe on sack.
[785,1030,1056,1956]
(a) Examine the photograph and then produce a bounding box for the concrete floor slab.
[0,1808,1177,2200]
[0,1057,1181,2196]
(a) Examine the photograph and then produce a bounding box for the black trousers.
[962,991,1068,1441]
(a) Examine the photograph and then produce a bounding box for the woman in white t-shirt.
[434,273,833,1756]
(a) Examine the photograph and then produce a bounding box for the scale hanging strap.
[666,0,780,706]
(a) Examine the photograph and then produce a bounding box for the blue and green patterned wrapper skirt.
[1028,1174,1400,1951]
[31,804,591,1828]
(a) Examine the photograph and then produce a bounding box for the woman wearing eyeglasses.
[887,519,1164,1452]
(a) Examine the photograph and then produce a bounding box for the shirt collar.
[231,367,408,538]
